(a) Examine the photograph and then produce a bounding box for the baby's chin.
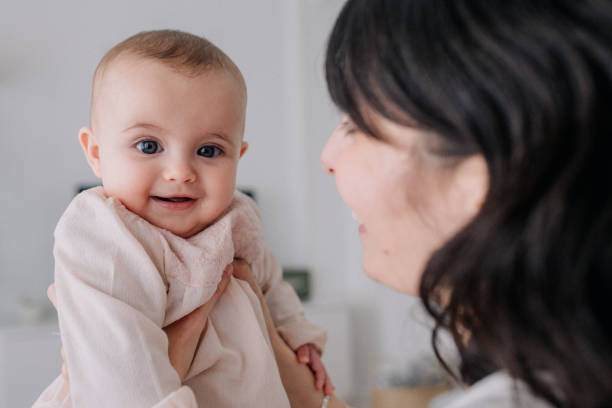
[116,200,203,238]
[114,194,230,238]
[154,220,208,239]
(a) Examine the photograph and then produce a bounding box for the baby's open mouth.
[153,196,193,203]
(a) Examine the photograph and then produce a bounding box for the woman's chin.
[362,256,420,295]
[362,258,393,286]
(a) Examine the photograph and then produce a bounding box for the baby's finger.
[323,376,335,396]
[47,284,57,310]
[313,365,326,391]
[296,345,310,364]
[309,348,326,390]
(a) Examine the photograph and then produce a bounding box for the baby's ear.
[239,141,249,158]
[78,127,102,178]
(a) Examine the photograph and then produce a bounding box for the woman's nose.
[320,142,335,175]
[163,159,197,183]
[320,125,342,175]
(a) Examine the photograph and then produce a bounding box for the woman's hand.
[48,262,234,385]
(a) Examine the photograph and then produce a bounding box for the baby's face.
[82,56,247,238]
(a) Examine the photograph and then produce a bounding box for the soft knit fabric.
[440,371,554,408]
[33,187,326,408]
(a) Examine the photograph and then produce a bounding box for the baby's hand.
[295,343,335,396]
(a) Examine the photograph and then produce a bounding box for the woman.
[53,0,612,406]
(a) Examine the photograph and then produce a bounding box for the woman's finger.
[164,263,234,381]
[190,264,233,323]
[59,347,70,385]
[230,259,252,281]
[231,258,263,299]
[47,284,57,310]
[214,264,233,299]
[167,264,233,338]
[61,361,69,382]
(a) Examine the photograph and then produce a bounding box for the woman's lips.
[352,211,366,234]
[152,196,196,211]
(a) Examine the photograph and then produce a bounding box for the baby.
[34,30,329,407]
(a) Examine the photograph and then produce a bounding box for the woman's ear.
[78,127,102,178]
[452,154,489,217]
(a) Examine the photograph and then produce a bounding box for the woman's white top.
[440,371,553,408]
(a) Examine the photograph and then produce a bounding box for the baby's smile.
[151,195,197,211]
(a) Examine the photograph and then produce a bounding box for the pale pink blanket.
[33,187,326,407]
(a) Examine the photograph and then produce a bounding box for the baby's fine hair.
[90,29,245,121]
[95,29,244,82]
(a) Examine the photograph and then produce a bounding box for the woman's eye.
[341,119,358,136]
[197,145,222,158]
[136,140,162,154]
[345,126,357,135]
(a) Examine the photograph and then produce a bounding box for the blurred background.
[0,1,453,406]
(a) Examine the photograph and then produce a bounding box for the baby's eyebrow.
[205,132,236,144]
[122,123,165,133]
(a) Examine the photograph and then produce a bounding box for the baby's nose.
[163,161,197,183]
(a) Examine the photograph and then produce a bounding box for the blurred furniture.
[372,384,452,408]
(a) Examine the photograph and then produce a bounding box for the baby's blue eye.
[197,145,222,158]
[136,140,162,154]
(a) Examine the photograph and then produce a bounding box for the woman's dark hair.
[326,1,612,407]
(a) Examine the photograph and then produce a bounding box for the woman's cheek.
[334,169,364,212]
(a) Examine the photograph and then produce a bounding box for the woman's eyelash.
[343,125,358,135]
[340,120,358,135]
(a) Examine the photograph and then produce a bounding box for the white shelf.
[1,305,354,406]
[0,320,62,407]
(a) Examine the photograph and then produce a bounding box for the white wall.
[1,1,441,405]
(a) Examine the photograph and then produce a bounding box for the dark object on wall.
[76,184,100,195]
[283,268,311,301]
[237,187,256,202]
